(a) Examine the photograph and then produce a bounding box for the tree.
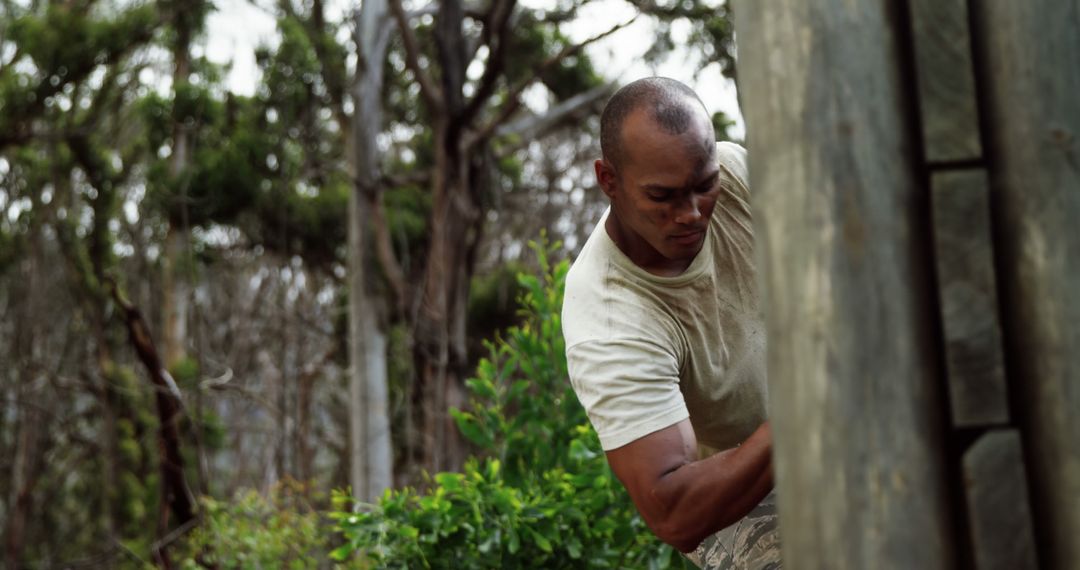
[348,0,396,502]
[383,0,628,474]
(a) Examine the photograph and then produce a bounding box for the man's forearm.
[651,422,774,552]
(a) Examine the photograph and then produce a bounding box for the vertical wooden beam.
[930,170,1009,427]
[970,2,1080,568]
[733,1,955,567]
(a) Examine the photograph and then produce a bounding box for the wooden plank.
[930,170,1009,427]
[909,0,983,162]
[971,2,1080,568]
[733,0,954,567]
[963,430,1039,570]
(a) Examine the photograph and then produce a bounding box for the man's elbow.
[641,476,708,553]
[651,515,705,554]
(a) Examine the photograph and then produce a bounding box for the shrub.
[331,237,688,569]
[177,481,329,569]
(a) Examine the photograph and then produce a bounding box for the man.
[561,77,780,569]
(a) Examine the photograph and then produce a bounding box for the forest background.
[0,0,739,565]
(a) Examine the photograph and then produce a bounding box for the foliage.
[0,0,739,560]
[454,239,577,475]
[104,363,162,556]
[331,237,689,568]
[176,482,331,569]
[506,12,605,100]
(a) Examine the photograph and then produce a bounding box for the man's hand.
[605,420,774,553]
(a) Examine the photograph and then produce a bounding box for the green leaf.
[528,527,553,553]
[451,409,493,448]
[567,537,583,559]
[465,376,497,400]
[434,472,464,491]
[507,526,521,554]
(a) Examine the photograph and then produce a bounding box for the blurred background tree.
[0,0,738,564]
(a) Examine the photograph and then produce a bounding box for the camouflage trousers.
[683,492,781,570]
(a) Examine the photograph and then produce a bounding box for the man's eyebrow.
[643,171,720,192]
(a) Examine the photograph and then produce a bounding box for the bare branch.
[495,82,612,148]
[460,0,517,125]
[106,277,196,528]
[468,15,636,149]
[388,0,444,112]
[371,195,409,314]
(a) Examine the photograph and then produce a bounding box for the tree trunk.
[406,0,481,476]
[162,225,190,368]
[4,212,48,569]
[347,0,394,502]
[734,0,955,567]
[413,142,485,473]
[162,0,194,371]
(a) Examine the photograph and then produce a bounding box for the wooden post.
[733,1,955,567]
[970,2,1080,568]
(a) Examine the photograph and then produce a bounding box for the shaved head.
[600,77,714,170]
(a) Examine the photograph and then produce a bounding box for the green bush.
[331,237,688,569]
[177,481,330,569]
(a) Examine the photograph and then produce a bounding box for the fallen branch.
[105,277,196,549]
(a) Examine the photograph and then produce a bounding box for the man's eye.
[648,194,669,202]
[695,183,716,194]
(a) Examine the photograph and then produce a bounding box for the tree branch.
[106,278,196,531]
[460,0,517,126]
[388,0,444,112]
[468,15,636,149]
[371,194,409,314]
[494,81,613,147]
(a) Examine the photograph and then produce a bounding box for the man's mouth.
[670,230,705,245]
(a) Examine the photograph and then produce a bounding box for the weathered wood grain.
[930,170,1009,427]
[909,0,982,163]
[971,2,1080,568]
[733,0,954,567]
[963,430,1039,570]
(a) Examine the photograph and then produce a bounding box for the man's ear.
[595,159,618,200]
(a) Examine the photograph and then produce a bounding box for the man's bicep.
[605,419,699,514]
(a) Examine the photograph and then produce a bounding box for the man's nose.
[674,195,703,225]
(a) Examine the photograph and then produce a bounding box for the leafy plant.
[176,481,330,569]
[331,236,689,568]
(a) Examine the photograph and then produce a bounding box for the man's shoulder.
[564,219,608,292]
[562,228,679,349]
[715,141,749,195]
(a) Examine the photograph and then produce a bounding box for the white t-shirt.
[563,141,767,452]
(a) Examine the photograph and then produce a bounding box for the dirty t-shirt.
[562,141,767,453]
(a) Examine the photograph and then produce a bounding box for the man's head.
[595,77,719,275]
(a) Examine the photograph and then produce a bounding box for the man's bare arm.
[605,420,773,553]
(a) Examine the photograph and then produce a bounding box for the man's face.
[597,108,719,273]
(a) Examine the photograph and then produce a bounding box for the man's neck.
[604,213,695,278]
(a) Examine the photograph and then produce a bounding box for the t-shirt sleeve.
[566,338,689,451]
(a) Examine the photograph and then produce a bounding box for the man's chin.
[661,242,704,263]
